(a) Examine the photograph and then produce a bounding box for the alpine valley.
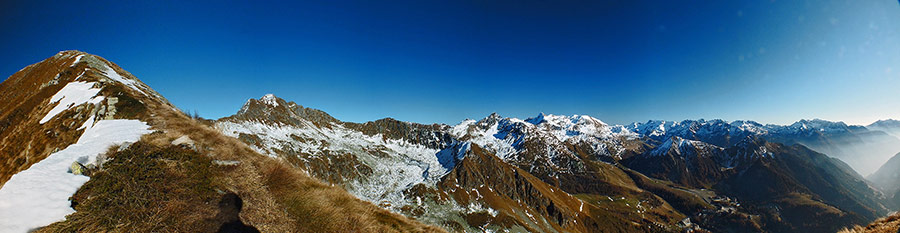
[2,51,900,233]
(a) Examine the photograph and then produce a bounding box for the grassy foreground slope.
[839,212,900,233]
[0,51,442,232]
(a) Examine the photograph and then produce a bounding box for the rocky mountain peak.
[237,94,288,115]
[232,94,337,127]
[475,112,503,129]
[524,112,547,124]
[260,93,280,107]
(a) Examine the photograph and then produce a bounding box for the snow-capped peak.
[788,119,849,133]
[522,113,615,142]
[237,94,285,116]
[261,94,279,107]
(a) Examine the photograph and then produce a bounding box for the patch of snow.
[40,82,105,124]
[466,201,499,217]
[100,63,148,96]
[78,115,95,130]
[0,120,151,233]
[70,55,84,67]
[261,94,279,107]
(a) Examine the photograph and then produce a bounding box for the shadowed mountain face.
[624,136,892,232]
[869,152,900,207]
[865,121,900,207]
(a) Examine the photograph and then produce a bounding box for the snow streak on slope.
[0,120,151,233]
[39,82,104,124]
[216,120,449,210]
[100,63,148,96]
[69,54,84,67]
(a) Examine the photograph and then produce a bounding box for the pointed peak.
[260,93,280,107]
[525,112,547,125]
[476,112,504,127]
[237,94,283,115]
[481,112,503,122]
[231,94,338,126]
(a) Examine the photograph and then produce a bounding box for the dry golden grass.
[262,161,444,233]
[839,212,900,233]
[38,142,221,233]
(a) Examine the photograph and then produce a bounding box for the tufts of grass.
[839,212,900,233]
[261,161,444,233]
[39,142,222,232]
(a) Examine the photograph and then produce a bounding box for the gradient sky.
[3,0,900,125]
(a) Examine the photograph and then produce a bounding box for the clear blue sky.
[3,1,900,125]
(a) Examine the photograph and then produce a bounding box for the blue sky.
[2,0,900,125]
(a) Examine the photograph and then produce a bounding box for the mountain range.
[2,51,900,232]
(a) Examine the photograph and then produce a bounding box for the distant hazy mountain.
[869,119,900,138]
[627,119,900,176]
[869,152,900,207]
